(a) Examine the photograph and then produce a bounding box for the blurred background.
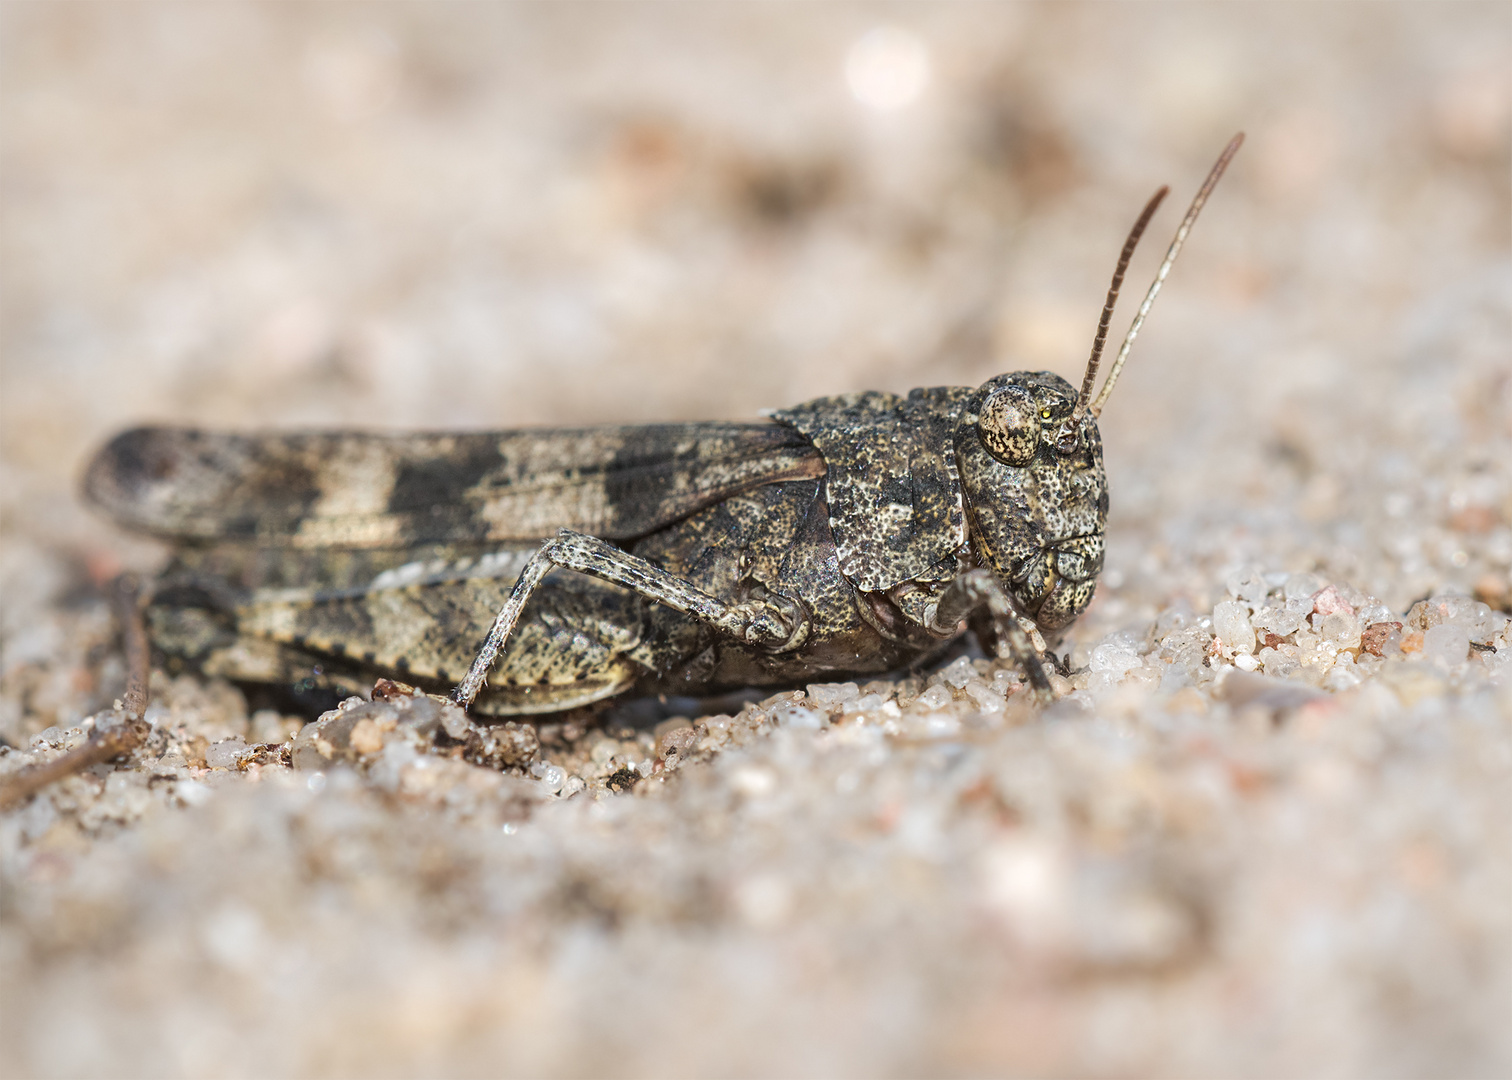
[2,5,1509,1077]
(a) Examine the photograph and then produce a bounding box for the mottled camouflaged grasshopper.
[84,136,1241,718]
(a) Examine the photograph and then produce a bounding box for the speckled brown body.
[84,371,1106,717]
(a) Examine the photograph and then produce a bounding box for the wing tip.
[81,425,202,533]
[82,426,152,514]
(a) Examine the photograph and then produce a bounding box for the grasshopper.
[83,136,1242,718]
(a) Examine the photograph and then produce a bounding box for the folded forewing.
[85,423,825,547]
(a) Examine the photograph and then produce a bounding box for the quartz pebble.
[963,679,1007,713]
[772,705,827,730]
[1258,646,1302,681]
[1090,638,1143,675]
[1212,601,1256,655]
[911,684,954,712]
[1253,598,1312,638]
[939,656,979,689]
[1225,566,1269,604]
[806,682,860,709]
[1318,611,1362,650]
[205,737,246,769]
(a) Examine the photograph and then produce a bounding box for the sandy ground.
[2,4,1509,1076]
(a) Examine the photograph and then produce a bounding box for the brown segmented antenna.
[1059,184,1169,446]
[1088,132,1244,419]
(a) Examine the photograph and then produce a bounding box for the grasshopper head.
[956,371,1106,631]
[954,133,1243,632]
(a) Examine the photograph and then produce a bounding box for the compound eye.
[977,387,1040,466]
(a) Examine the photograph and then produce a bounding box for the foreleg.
[930,569,1056,703]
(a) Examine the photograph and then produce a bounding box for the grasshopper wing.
[84,423,824,548]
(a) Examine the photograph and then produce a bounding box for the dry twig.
[0,574,153,810]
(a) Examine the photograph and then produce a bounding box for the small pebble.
[1311,585,1355,617]
[1212,601,1256,655]
[773,706,826,730]
[539,765,566,793]
[1225,566,1269,604]
[30,727,64,750]
[1258,647,1302,680]
[205,737,247,769]
[990,669,1021,694]
[1318,611,1362,650]
[807,682,860,708]
[963,679,1007,712]
[940,656,979,689]
[1360,622,1402,657]
[1090,640,1142,674]
[912,684,954,711]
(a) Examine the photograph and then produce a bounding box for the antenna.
[1060,184,1168,445]
[1088,132,1244,419]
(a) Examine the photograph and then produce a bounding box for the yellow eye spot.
[1040,409,1053,420]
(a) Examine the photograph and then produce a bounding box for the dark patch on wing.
[770,387,973,592]
[387,439,505,515]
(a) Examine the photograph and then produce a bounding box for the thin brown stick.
[115,573,151,719]
[0,574,153,811]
